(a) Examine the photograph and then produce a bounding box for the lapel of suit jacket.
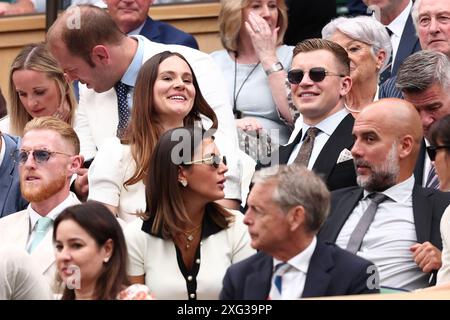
[244,253,273,299]
[320,188,364,242]
[139,17,160,42]
[0,134,16,215]
[302,242,333,298]
[412,184,432,244]
[312,114,355,179]
[392,14,420,75]
[30,226,56,275]
[414,140,426,184]
[274,128,303,165]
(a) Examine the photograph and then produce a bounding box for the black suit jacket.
[220,242,379,300]
[265,113,356,191]
[319,184,450,253]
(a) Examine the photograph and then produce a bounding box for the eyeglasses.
[17,149,73,165]
[287,67,345,84]
[184,154,227,169]
[426,145,450,161]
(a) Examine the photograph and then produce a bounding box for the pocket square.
[337,148,353,164]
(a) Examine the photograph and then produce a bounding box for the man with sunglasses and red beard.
[0,117,83,292]
[319,98,450,291]
[269,38,357,191]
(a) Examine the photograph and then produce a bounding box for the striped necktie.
[268,262,290,300]
[426,164,440,189]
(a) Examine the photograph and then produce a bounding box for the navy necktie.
[115,81,131,138]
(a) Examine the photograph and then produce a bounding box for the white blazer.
[75,36,241,200]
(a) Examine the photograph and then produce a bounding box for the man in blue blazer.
[319,99,450,291]
[221,165,379,300]
[105,0,198,49]
[0,131,27,218]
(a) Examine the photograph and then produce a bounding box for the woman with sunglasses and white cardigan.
[124,126,254,300]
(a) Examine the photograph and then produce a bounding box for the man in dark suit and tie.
[396,51,450,189]
[266,38,356,191]
[319,98,450,291]
[379,0,448,99]
[363,0,420,84]
[0,130,28,218]
[104,0,198,49]
[220,164,379,300]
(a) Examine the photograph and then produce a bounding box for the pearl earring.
[104,257,110,263]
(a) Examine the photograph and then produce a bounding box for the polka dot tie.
[115,81,131,138]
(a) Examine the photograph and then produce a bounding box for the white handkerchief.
[337,148,353,164]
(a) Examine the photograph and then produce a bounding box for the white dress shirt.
[287,109,349,169]
[26,192,80,251]
[336,176,429,290]
[272,237,317,299]
[386,1,413,65]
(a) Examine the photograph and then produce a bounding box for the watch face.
[266,62,284,75]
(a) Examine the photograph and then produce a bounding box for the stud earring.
[179,179,188,187]
[104,257,110,263]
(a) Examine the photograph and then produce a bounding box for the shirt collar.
[120,35,145,87]
[363,175,415,204]
[28,192,80,230]
[301,108,349,140]
[127,21,146,36]
[273,236,317,274]
[387,0,413,37]
[141,204,225,239]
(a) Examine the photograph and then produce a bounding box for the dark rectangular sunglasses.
[17,149,72,165]
[287,67,345,84]
[426,145,450,161]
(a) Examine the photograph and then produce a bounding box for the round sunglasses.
[17,149,73,165]
[287,67,345,84]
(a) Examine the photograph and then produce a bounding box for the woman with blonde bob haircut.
[1,42,76,136]
[211,0,294,153]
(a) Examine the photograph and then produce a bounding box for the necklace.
[233,52,260,118]
[182,224,201,250]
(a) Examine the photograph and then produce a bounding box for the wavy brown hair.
[123,51,218,187]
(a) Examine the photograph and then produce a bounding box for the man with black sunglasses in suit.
[262,38,357,192]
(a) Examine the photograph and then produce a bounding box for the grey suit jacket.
[0,133,27,218]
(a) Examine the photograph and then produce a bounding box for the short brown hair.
[293,38,350,75]
[47,5,124,67]
[23,116,80,154]
[218,0,288,52]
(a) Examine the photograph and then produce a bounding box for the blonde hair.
[24,116,80,154]
[8,42,76,136]
[218,0,288,52]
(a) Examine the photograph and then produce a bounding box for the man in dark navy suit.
[363,0,420,84]
[104,0,198,49]
[319,98,450,291]
[220,164,379,300]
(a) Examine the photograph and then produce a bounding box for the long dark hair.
[145,126,233,239]
[124,51,218,187]
[53,201,129,300]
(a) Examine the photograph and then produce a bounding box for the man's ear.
[91,45,110,65]
[287,205,306,231]
[398,135,414,159]
[339,75,352,97]
[69,155,83,175]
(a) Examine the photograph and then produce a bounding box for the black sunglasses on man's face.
[287,67,345,84]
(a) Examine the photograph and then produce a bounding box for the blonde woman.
[0,42,76,136]
[210,0,293,149]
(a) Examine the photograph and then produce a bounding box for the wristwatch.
[265,62,284,75]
